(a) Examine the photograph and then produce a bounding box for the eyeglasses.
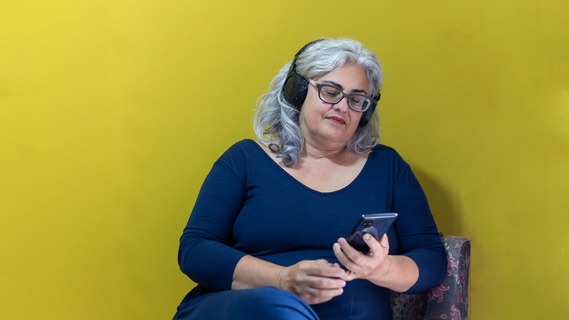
[308,79,372,113]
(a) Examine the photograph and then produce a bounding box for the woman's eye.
[323,89,340,98]
[350,97,363,105]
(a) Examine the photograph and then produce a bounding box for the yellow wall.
[1,1,567,319]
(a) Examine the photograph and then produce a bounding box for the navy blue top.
[178,139,447,319]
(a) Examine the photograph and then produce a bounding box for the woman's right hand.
[278,259,347,304]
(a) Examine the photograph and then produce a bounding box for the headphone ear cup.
[358,106,374,127]
[283,68,309,108]
[282,39,324,109]
[358,94,381,127]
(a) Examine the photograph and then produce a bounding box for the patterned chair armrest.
[423,235,471,320]
[390,235,470,320]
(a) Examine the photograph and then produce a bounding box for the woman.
[173,38,447,319]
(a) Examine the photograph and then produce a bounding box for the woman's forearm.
[368,255,419,293]
[231,255,285,290]
[232,255,348,305]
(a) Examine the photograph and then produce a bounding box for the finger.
[336,237,360,256]
[363,233,383,254]
[317,287,344,298]
[340,271,357,281]
[308,259,346,278]
[332,242,352,267]
[310,277,346,291]
[336,238,367,263]
[379,234,390,248]
[333,241,367,276]
[300,275,346,303]
[304,287,342,305]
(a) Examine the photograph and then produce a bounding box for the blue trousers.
[173,286,320,320]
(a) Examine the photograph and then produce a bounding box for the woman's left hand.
[332,233,392,281]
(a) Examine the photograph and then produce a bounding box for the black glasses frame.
[308,79,371,113]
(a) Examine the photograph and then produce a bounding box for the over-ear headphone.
[282,39,381,127]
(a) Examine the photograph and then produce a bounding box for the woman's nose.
[332,98,350,112]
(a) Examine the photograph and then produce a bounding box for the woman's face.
[299,63,370,151]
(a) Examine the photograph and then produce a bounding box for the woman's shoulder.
[225,139,260,152]
[370,144,405,161]
[217,139,266,164]
[373,143,396,152]
[365,144,412,179]
[367,144,412,170]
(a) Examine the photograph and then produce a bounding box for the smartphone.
[346,213,398,254]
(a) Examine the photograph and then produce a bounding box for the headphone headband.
[282,39,325,109]
[281,39,380,127]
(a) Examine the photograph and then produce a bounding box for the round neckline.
[247,139,372,195]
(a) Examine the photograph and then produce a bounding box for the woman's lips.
[326,116,346,125]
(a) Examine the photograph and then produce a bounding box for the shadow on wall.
[413,167,464,237]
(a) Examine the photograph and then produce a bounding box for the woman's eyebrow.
[321,80,368,95]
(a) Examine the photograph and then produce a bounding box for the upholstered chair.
[390,235,471,320]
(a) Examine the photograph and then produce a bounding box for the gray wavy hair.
[254,38,383,167]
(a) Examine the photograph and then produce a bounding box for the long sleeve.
[177,146,249,291]
[392,163,447,294]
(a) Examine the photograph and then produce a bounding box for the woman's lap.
[173,286,319,320]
